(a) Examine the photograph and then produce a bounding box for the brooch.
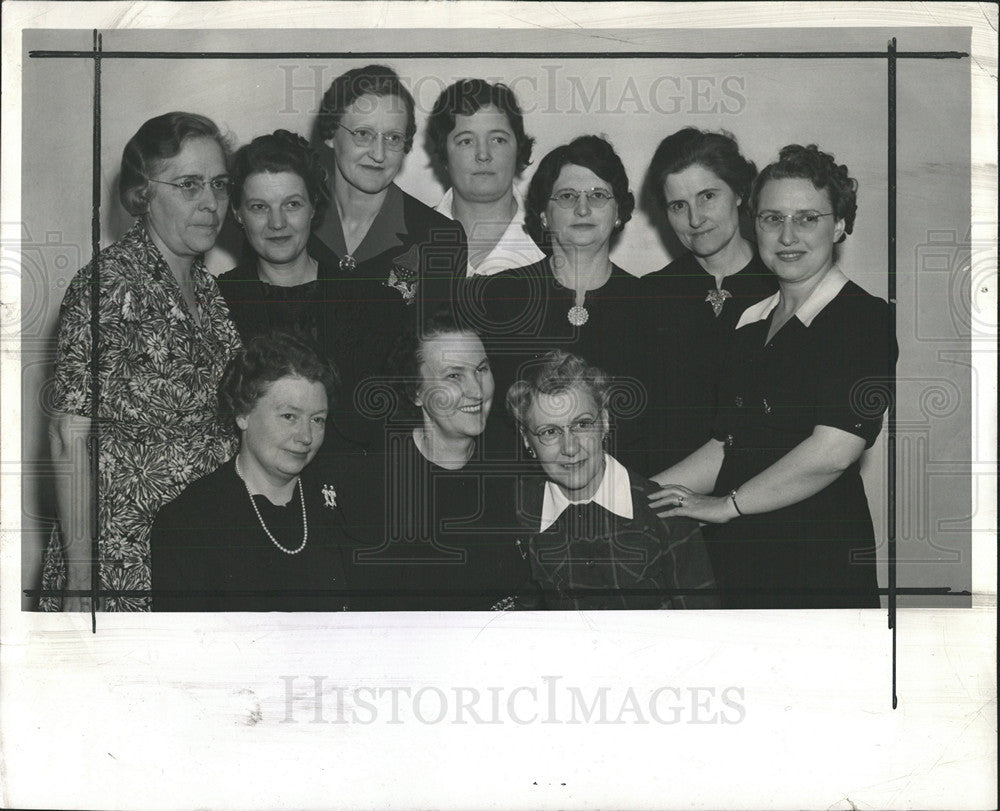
[386,245,420,305]
[321,484,338,509]
[705,288,732,317]
[567,304,589,326]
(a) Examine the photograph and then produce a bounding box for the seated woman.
[506,350,719,610]
[337,312,533,611]
[151,331,350,611]
[648,145,898,609]
[641,128,777,469]
[427,78,545,275]
[217,129,378,453]
[467,135,649,469]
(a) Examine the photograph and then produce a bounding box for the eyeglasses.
[148,176,233,201]
[756,211,836,232]
[548,188,616,209]
[531,418,601,446]
[335,123,407,152]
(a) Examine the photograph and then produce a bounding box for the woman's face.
[236,375,328,484]
[755,177,845,287]
[415,331,494,443]
[326,93,408,196]
[663,163,742,259]
[145,136,229,263]
[236,171,314,267]
[544,164,619,253]
[522,386,608,502]
[445,104,518,205]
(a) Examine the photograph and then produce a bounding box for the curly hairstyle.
[120,112,232,217]
[218,330,340,430]
[230,129,330,218]
[524,135,634,246]
[385,309,484,422]
[647,127,757,211]
[750,144,858,241]
[426,79,534,174]
[317,64,416,153]
[505,349,611,427]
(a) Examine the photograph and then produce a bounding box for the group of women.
[41,65,897,613]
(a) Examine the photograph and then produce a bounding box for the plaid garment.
[517,469,719,610]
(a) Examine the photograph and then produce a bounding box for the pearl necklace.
[234,456,308,555]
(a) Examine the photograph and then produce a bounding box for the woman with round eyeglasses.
[648,144,898,609]
[470,135,649,468]
[641,128,777,472]
[506,350,719,610]
[151,331,350,611]
[40,112,243,611]
[308,65,467,426]
[335,311,533,611]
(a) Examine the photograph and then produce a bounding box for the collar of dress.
[539,453,633,533]
[735,265,849,330]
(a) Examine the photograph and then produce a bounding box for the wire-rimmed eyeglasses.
[530,418,601,446]
[148,176,233,201]
[334,123,408,152]
[548,188,616,209]
[755,211,836,232]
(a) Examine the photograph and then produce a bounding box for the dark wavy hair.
[750,144,858,242]
[317,64,416,153]
[386,310,484,422]
[218,330,340,429]
[647,127,756,211]
[524,135,634,246]
[120,112,232,217]
[230,129,330,219]
[426,79,534,174]
[505,349,610,427]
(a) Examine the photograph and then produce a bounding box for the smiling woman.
[151,331,351,612]
[335,311,534,611]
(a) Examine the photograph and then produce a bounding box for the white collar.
[435,186,543,276]
[736,265,849,330]
[539,453,633,532]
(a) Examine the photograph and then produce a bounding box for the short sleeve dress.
[708,269,898,608]
[39,221,243,611]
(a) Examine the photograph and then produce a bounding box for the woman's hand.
[648,484,739,523]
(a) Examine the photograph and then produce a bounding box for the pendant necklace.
[234,456,308,555]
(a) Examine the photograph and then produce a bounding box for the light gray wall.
[19,27,972,607]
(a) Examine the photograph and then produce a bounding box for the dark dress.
[709,276,898,609]
[218,182,467,455]
[335,431,534,611]
[151,457,350,611]
[641,251,776,473]
[465,260,650,469]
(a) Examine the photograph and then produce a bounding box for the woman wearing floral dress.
[41,112,243,611]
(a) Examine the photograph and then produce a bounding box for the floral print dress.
[39,221,242,611]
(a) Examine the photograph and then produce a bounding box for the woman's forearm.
[728,426,867,516]
[650,438,725,493]
[50,414,95,590]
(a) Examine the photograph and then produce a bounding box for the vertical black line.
[887,37,898,709]
[88,30,102,633]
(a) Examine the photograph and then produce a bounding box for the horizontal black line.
[27,50,970,60]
